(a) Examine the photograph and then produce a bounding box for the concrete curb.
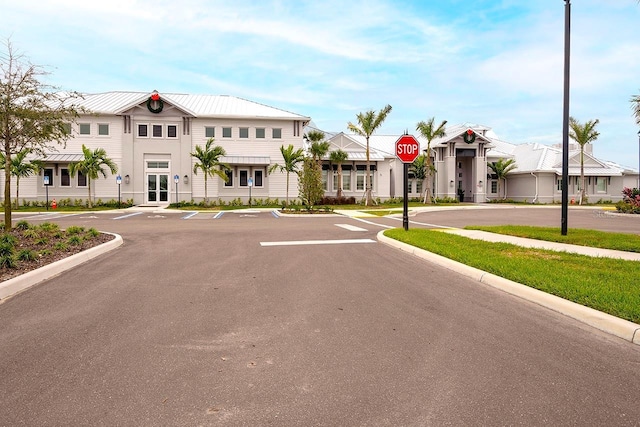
[377,230,640,345]
[0,232,123,301]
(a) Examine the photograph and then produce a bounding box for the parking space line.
[213,212,224,219]
[182,211,198,219]
[335,223,367,232]
[113,212,143,220]
[260,239,375,247]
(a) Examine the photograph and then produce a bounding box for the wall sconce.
[183,175,189,185]
[478,180,483,188]
[124,174,130,184]
[449,180,454,187]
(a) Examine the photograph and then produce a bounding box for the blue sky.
[2,0,640,168]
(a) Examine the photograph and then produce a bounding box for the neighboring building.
[1,91,310,206]
[316,123,639,203]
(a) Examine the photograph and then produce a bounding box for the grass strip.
[465,225,640,253]
[384,228,640,324]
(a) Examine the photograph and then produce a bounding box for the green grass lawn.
[384,227,640,324]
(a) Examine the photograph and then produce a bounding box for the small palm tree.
[307,130,330,168]
[410,154,428,202]
[0,149,43,208]
[488,158,517,200]
[268,144,305,207]
[416,117,447,204]
[69,145,118,208]
[329,149,349,198]
[347,104,392,205]
[569,117,600,205]
[191,138,229,204]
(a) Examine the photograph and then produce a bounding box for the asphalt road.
[1,206,639,426]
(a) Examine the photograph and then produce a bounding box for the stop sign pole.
[395,134,420,231]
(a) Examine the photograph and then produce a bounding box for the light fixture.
[183,175,189,185]
[478,180,483,187]
[450,180,454,187]
[124,174,130,184]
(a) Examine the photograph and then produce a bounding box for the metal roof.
[41,154,84,162]
[62,91,310,120]
[221,156,271,165]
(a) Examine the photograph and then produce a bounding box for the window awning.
[40,154,84,162]
[221,156,270,165]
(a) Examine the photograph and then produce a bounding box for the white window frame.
[596,177,607,193]
[137,123,149,138]
[253,169,264,187]
[239,127,249,139]
[60,168,71,187]
[205,127,215,138]
[272,128,282,139]
[77,170,87,187]
[222,127,232,138]
[224,169,233,187]
[342,169,351,191]
[256,128,265,139]
[239,169,249,187]
[167,124,178,139]
[151,124,163,139]
[98,123,110,136]
[79,123,91,135]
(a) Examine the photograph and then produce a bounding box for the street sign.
[395,134,420,163]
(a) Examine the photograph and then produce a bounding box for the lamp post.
[174,175,179,205]
[116,175,122,209]
[561,0,571,236]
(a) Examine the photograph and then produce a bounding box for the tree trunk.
[365,137,372,206]
[285,171,290,207]
[337,165,343,198]
[580,147,585,205]
[88,178,93,208]
[204,175,208,204]
[14,177,19,209]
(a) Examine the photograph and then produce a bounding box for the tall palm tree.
[632,94,640,126]
[347,104,392,206]
[191,138,229,204]
[0,149,43,209]
[409,154,428,202]
[416,118,447,204]
[268,144,305,207]
[307,130,330,168]
[569,117,600,205]
[487,158,517,200]
[329,149,349,198]
[69,144,118,208]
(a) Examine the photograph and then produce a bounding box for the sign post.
[43,175,50,211]
[248,177,253,208]
[116,175,122,209]
[174,175,180,205]
[395,134,420,231]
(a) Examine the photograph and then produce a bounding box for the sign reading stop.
[395,134,420,163]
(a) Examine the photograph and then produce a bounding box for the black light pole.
[561,0,571,236]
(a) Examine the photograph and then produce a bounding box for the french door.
[147,173,169,204]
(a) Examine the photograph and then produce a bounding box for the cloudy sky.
[2,0,639,168]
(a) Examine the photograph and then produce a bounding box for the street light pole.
[561,0,571,236]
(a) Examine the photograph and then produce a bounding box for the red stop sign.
[395,134,420,163]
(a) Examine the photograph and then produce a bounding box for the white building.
[2,91,311,206]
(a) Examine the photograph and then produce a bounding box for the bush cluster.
[616,187,640,214]
[19,198,134,208]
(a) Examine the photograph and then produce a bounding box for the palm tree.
[632,94,640,126]
[409,154,428,202]
[307,130,330,168]
[569,117,600,205]
[191,138,229,204]
[69,145,118,208]
[347,104,392,205]
[0,149,43,209]
[268,144,305,207]
[329,149,349,198]
[416,118,447,204]
[487,158,517,200]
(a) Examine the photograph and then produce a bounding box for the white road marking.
[260,239,375,247]
[182,211,198,219]
[335,223,368,232]
[350,217,395,229]
[113,212,143,220]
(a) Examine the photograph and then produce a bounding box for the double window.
[45,168,86,187]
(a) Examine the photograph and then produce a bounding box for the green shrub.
[17,249,38,261]
[15,220,30,230]
[67,235,83,246]
[0,234,17,246]
[65,226,85,235]
[22,228,40,239]
[34,237,49,246]
[39,222,59,232]
[87,228,100,237]
[54,242,68,251]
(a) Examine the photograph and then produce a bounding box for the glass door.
[147,174,169,204]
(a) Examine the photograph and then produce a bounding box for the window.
[254,170,263,187]
[79,123,91,135]
[256,128,265,139]
[322,168,328,190]
[152,124,162,138]
[491,180,498,194]
[416,178,423,195]
[342,169,351,191]
[205,127,215,138]
[43,168,54,186]
[62,123,72,135]
[239,128,249,138]
[167,125,177,138]
[138,124,148,137]
[557,178,563,192]
[596,177,607,192]
[147,161,169,169]
[239,170,248,187]
[224,169,233,187]
[77,171,87,187]
[356,166,374,191]
[98,124,109,136]
[333,169,339,191]
[61,168,70,187]
[272,128,282,139]
[222,127,232,138]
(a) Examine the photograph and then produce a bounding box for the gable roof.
[65,91,310,120]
